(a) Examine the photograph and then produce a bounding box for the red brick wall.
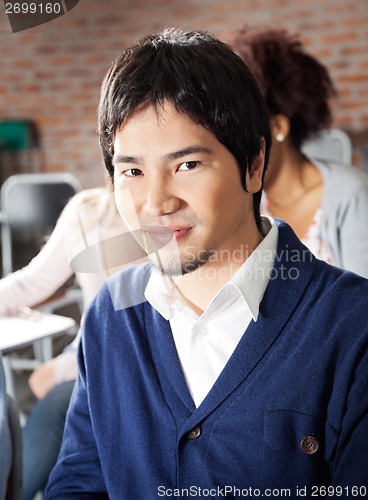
[1,0,367,187]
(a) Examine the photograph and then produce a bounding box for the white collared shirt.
[145,217,278,407]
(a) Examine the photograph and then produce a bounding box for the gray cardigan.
[314,157,368,279]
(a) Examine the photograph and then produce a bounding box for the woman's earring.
[275,133,285,143]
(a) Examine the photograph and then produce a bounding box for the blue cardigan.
[45,221,368,499]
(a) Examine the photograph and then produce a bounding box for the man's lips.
[143,226,192,244]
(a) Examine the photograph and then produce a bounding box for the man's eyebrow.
[166,146,213,161]
[112,154,140,166]
[112,146,213,166]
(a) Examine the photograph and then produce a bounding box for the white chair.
[302,128,352,164]
[1,172,81,276]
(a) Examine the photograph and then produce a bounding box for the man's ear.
[247,137,265,193]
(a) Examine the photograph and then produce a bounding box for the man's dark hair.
[98,28,271,229]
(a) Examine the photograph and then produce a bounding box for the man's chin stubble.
[149,250,214,277]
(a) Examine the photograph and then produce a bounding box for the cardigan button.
[186,425,202,440]
[300,436,319,455]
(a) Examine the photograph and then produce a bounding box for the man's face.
[113,102,263,276]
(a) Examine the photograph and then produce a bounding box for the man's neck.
[173,228,264,315]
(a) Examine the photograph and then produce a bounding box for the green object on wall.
[0,120,38,151]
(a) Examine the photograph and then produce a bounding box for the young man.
[45,29,368,498]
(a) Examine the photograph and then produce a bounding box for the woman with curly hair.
[226,27,368,277]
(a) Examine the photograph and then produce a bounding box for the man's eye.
[123,168,142,177]
[178,161,200,171]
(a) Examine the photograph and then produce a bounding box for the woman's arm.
[318,160,368,279]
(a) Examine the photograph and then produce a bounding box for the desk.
[0,313,75,397]
[0,313,75,353]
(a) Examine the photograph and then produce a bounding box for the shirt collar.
[229,216,278,320]
[145,270,180,320]
[145,216,278,322]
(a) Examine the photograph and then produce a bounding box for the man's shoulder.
[107,261,152,285]
[308,258,368,331]
[275,219,368,304]
[102,262,153,312]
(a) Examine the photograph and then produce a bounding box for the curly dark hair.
[226,27,337,149]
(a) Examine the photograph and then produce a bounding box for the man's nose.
[143,178,180,216]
